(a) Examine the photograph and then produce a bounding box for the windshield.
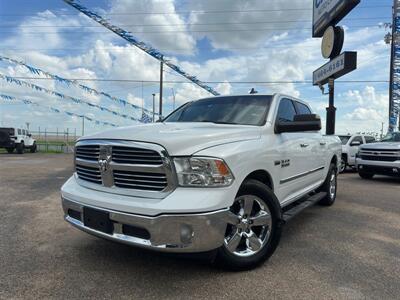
[381,132,400,142]
[163,95,273,126]
[338,135,351,145]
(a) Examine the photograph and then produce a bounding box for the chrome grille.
[76,145,100,161]
[76,164,102,184]
[113,170,167,191]
[74,140,176,198]
[359,149,400,162]
[112,146,163,165]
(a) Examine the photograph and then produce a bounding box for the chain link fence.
[31,127,78,153]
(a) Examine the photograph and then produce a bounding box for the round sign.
[321,26,344,59]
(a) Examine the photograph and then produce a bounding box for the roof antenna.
[249,88,258,94]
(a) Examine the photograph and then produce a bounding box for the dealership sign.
[313,52,357,85]
[313,0,360,37]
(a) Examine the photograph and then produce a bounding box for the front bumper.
[356,158,400,177]
[62,197,229,253]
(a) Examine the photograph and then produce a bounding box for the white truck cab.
[338,134,376,172]
[0,127,36,154]
[61,94,341,270]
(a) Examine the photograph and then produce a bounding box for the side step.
[282,192,327,222]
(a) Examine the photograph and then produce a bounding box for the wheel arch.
[330,154,338,169]
[242,169,274,192]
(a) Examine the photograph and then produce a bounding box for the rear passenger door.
[293,101,325,187]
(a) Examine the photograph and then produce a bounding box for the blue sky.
[0,0,393,135]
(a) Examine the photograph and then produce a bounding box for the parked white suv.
[61,94,341,270]
[0,127,36,154]
[338,134,376,172]
[356,132,400,179]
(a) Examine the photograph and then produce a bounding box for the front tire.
[358,170,374,179]
[30,142,37,153]
[216,179,282,271]
[318,163,337,206]
[16,142,24,154]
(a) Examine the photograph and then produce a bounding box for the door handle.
[300,143,309,148]
[320,142,326,146]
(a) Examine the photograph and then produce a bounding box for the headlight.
[173,157,234,187]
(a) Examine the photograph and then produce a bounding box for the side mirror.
[275,114,322,134]
[27,134,32,137]
[350,141,361,146]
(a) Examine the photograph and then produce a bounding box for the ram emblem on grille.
[98,145,113,187]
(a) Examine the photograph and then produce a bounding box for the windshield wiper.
[199,120,239,125]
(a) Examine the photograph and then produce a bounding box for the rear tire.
[16,142,24,154]
[30,142,37,153]
[318,163,337,206]
[6,147,14,153]
[216,179,283,271]
[358,170,374,179]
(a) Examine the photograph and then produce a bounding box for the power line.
[7,76,390,84]
[0,17,390,28]
[0,24,383,34]
[0,5,391,16]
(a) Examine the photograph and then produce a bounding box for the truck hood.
[81,122,262,155]
[360,142,400,150]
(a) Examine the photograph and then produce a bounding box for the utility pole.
[159,59,163,120]
[152,93,156,122]
[389,0,396,132]
[326,78,336,135]
[171,88,176,110]
[81,116,85,136]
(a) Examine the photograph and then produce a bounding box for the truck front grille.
[359,149,400,162]
[74,140,175,198]
[113,170,167,191]
[112,146,163,165]
[360,155,399,162]
[76,164,102,184]
[76,145,100,161]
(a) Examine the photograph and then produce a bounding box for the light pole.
[171,88,176,110]
[152,93,156,122]
[81,116,85,136]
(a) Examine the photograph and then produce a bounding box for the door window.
[351,136,363,145]
[294,101,312,115]
[277,99,297,122]
[18,129,21,135]
[365,136,376,143]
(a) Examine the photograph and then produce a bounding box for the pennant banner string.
[0,54,156,115]
[0,93,118,127]
[0,73,149,122]
[63,0,220,96]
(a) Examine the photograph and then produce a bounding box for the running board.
[282,192,327,222]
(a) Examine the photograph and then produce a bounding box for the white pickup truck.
[61,94,341,270]
[356,131,400,179]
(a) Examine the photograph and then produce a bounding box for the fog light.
[359,165,363,169]
[180,224,194,244]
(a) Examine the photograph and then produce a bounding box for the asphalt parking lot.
[1,153,400,299]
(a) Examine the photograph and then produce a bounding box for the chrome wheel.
[223,195,272,257]
[329,172,337,200]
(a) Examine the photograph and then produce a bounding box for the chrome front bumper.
[62,197,229,253]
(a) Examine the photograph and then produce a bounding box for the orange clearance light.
[215,160,229,176]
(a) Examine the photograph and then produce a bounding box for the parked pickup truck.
[356,131,400,179]
[338,134,376,172]
[61,94,341,270]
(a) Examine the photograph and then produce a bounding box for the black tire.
[30,142,37,153]
[318,163,337,206]
[16,142,24,154]
[358,170,374,179]
[216,179,283,271]
[339,156,347,173]
[6,147,14,153]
